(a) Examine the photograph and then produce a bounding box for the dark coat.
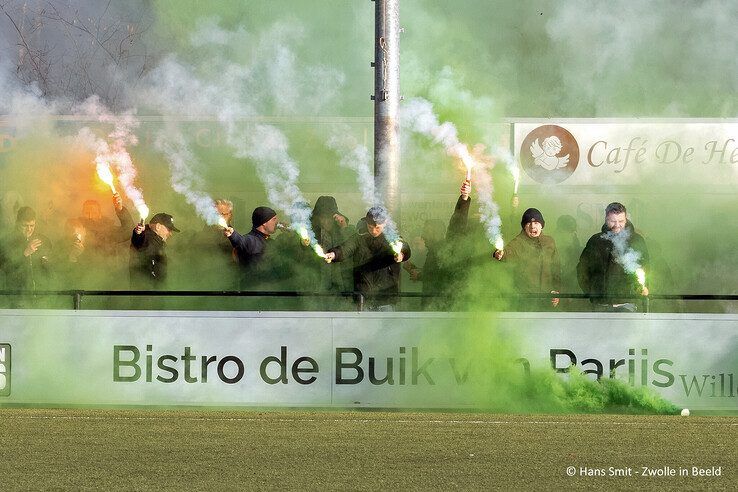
[502,230,561,293]
[0,231,53,291]
[419,196,471,307]
[328,232,412,307]
[228,228,270,289]
[58,206,135,290]
[577,221,649,303]
[311,219,354,292]
[129,226,168,289]
[186,225,238,290]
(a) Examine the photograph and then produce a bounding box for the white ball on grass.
[680,408,690,417]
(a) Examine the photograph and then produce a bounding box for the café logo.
[520,125,579,184]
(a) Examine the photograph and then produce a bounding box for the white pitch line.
[0,415,732,425]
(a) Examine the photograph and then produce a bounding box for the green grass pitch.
[0,409,735,490]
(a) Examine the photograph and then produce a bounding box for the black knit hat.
[252,206,277,228]
[521,208,545,229]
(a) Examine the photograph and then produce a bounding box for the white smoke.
[0,61,58,135]
[326,131,378,207]
[141,19,344,244]
[402,97,503,245]
[491,145,521,194]
[155,128,222,226]
[602,228,643,275]
[325,128,404,243]
[74,96,148,219]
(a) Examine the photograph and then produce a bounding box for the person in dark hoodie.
[223,206,279,290]
[493,207,561,310]
[323,206,411,311]
[130,212,180,289]
[577,202,649,312]
[310,196,353,292]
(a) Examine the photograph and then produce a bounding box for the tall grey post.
[373,0,401,221]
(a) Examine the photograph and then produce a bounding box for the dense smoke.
[2,0,730,415]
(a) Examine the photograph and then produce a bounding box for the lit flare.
[313,244,326,258]
[217,217,228,228]
[137,204,150,222]
[454,144,476,181]
[494,236,504,251]
[635,268,646,288]
[96,161,117,194]
[391,241,404,256]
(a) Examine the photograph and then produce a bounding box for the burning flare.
[391,241,404,256]
[217,217,228,228]
[452,143,476,181]
[635,267,646,288]
[313,244,326,258]
[96,161,117,194]
[137,203,150,222]
[294,224,326,259]
[494,236,505,251]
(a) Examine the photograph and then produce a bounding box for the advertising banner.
[512,120,738,187]
[1,310,736,411]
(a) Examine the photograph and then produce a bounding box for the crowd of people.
[0,180,651,311]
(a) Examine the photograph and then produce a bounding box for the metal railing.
[1,290,738,312]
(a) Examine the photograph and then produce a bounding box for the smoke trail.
[491,145,521,195]
[141,19,344,248]
[325,128,401,244]
[402,97,503,246]
[326,131,377,207]
[602,228,644,279]
[154,128,222,226]
[74,96,149,220]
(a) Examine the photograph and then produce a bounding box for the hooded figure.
[309,196,353,292]
[494,207,561,309]
[577,202,649,309]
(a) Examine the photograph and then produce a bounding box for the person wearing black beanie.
[520,208,545,229]
[251,206,277,229]
[493,207,561,310]
[223,205,280,289]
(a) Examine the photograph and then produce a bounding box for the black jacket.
[0,231,53,291]
[228,228,270,289]
[577,221,649,303]
[328,232,411,307]
[130,226,168,289]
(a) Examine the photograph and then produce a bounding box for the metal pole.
[373,0,401,219]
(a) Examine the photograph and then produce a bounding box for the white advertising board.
[0,310,736,411]
[512,120,738,187]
